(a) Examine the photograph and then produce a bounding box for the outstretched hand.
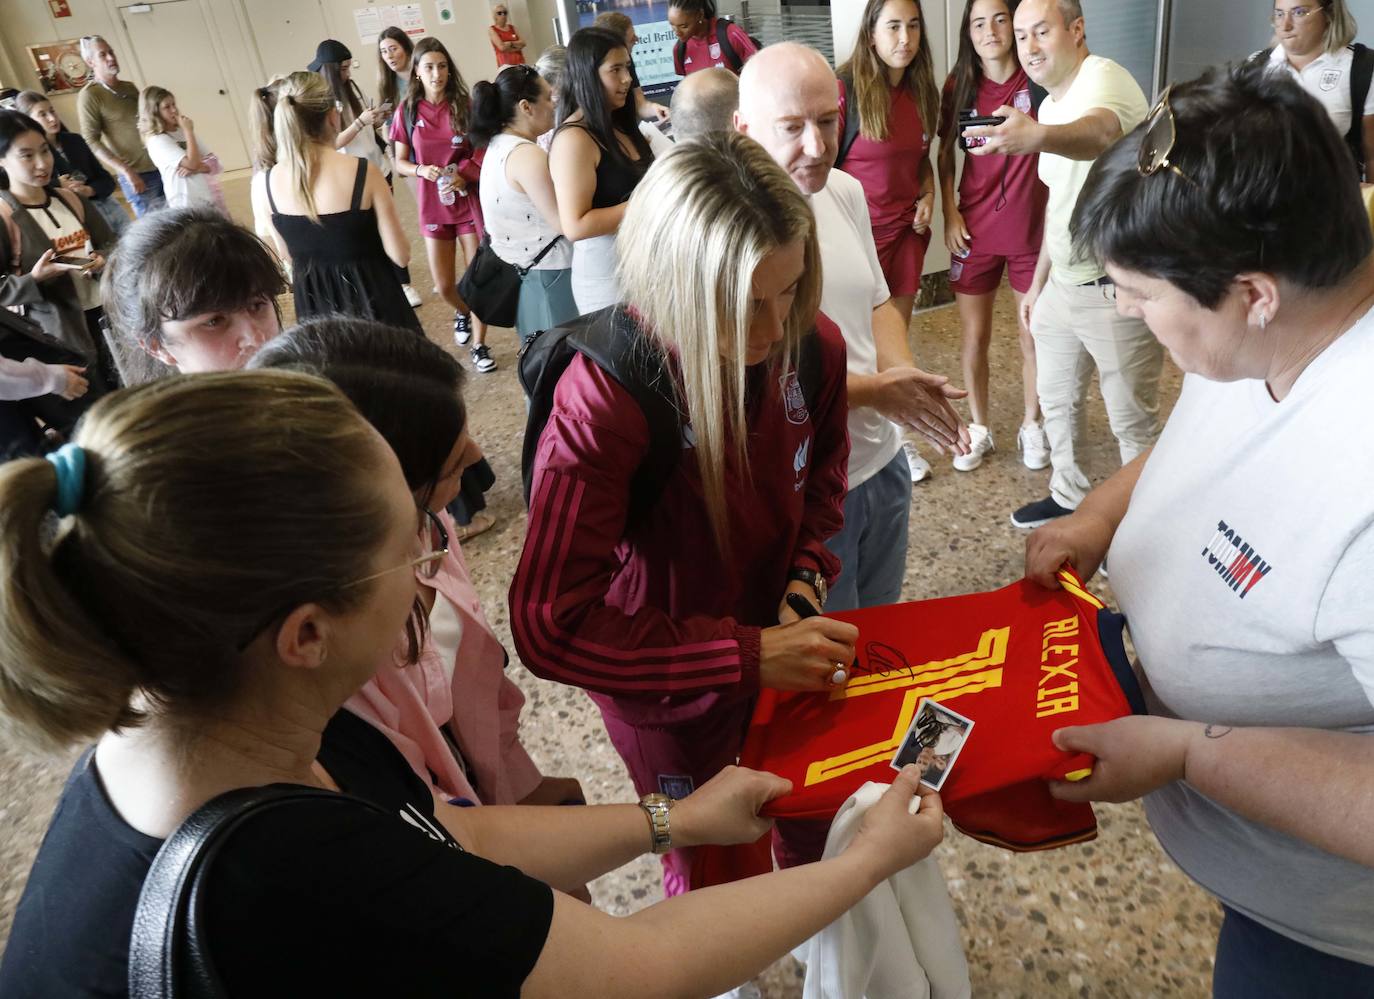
[672,765,793,848]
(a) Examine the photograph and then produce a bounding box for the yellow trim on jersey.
[803,629,1009,787]
[1056,568,1104,610]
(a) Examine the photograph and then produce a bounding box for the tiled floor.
[0,173,1219,995]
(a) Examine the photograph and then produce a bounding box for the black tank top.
[559,122,651,209]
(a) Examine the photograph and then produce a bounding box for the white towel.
[794,783,971,999]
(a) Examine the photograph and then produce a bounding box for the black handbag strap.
[128,785,390,998]
[515,235,565,277]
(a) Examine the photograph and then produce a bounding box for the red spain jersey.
[740,570,1144,851]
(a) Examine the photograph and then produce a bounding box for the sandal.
[455,511,495,543]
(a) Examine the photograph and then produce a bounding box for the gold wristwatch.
[638,792,674,854]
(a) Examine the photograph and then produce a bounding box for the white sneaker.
[403,284,422,308]
[1017,422,1051,470]
[953,423,995,472]
[902,440,932,483]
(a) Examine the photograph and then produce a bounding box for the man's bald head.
[734,43,840,195]
[737,42,835,123]
[670,67,740,142]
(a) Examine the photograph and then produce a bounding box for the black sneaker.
[471,343,496,373]
[454,312,472,346]
[1010,495,1074,529]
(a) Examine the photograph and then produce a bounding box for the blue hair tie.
[45,443,87,517]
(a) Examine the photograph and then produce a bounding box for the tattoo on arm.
[1203,724,1233,740]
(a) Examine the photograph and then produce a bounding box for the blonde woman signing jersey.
[512,133,858,898]
[139,86,225,214]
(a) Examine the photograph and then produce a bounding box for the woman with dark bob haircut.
[1026,62,1374,996]
[100,206,286,382]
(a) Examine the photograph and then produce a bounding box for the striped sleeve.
[508,358,761,697]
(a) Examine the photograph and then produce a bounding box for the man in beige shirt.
[76,35,165,217]
[964,0,1160,530]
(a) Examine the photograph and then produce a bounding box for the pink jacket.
[347,508,543,805]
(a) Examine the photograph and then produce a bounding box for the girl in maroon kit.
[836,0,942,482]
[391,38,494,372]
[937,0,1050,472]
[510,133,858,898]
[837,0,940,327]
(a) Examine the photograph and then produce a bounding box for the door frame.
[101,0,263,171]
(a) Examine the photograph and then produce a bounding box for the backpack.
[0,187,85,273]
[517,306,823,530]
[672,16,761,76]
[1253,43,1374,178]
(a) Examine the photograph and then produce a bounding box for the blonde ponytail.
[272,71,336,223]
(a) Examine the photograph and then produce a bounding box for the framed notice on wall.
[353,4,428,46]
[26,40,90,94]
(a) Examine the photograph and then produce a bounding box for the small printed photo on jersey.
[891,699,975,791]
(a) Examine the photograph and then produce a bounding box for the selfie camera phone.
[958,110,1006,151]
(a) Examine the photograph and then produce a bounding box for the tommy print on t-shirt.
[1200,519,1273,599]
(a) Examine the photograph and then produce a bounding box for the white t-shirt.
[1266,44,1374,137]
[811,170,900,489]
[28,193,100,311]
[146,130,219,211]
[1038,54,1148,285]
[1108,306,1374,964]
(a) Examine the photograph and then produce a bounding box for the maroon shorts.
[873,225,932,298]
[423,220,478,240]
[949,247,1039,296]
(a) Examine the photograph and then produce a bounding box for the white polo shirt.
[1266,44,1374,137]
[810,170,902,490]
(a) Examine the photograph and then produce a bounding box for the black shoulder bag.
[128,786,388,999]
[457,235,564,328]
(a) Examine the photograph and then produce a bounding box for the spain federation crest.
[780,370,808,424]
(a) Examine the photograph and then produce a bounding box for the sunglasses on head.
[1137,85,1199,189]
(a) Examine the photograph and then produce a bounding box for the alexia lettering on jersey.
[1201,519,1273,599]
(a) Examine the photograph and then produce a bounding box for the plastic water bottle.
[437,164,457,206]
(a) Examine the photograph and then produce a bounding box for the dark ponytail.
[469,65,546,147]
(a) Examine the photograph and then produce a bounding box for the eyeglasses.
[233,507,448,651]
[1137,86,1199,189]
[346,507,449,586]
[1271,5,1326,25]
